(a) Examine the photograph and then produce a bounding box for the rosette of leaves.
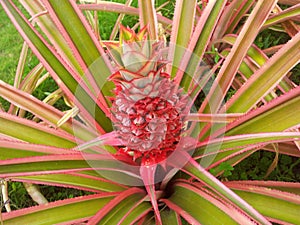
[0,0,300,224]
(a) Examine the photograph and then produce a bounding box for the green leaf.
[0,113,75,148]
[2,194,116,225]
[182,156,271,224]
[226,89,300,135]
[45,0,114,95]
[161,208,181,225]
[201,0,278,113]
[167,182,239,225]
[233,188,300,224]
[180,0,226,90]
[138,0,158,40]
[169,0,196,78]
[0,0,112,131]
[15,173,126,192]
[226,32,300,113]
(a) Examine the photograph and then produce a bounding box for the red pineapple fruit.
[107,26,189,166]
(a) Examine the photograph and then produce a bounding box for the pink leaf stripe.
[78,3,172,25]
[163,182,255,225]
[225,181,300,202]
[0,0,109,133]
[196,132,300,150]
[223,86,300,135]
[0,112,76,143]
[2,193,118,220]
[0,154,140,177]
[187,113,243,123]
[179,153,272,225]
[0,80,96,140]
[0,140,75,154]
[161,198,201,225]
[87,187,145,224]
[140,164,162,225]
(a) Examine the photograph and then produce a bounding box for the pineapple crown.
[106,25,166,78]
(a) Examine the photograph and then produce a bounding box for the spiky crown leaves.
[106,25,166,78]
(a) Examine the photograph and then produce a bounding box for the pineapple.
[107,26,189,166]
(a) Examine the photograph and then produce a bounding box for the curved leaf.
[2,193,116,225]
[226,31,300,113]
[0,0,112,132]
[163,182,252,225]
[225,87,300,135]
[0,112,75,148]
[228,183,300,224]
[200,0,278,114]
[87,188,149,224]
[180,155,271,225]
[0,81,96,141]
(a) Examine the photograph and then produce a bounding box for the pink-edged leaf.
[161,199,201,225]
[187,113,242,123]
[140,164,162,225]
[216,34,294,97]
[163,181,256,225]
[0,140,75,159]
[168,0,197,78]
[41,0,114,102]
[20,0,84,75]
[224,181,300,224]
[200,0,278,114]
[0,153,141,180]
[224,86,300,135]
[78,2,172,25]
[194,132,300,159]
[175,0,226,89]
[2,193,117,225]
[0,80,97,141]
[225,31,300,113]
[87,187,146,224]
[213,0,254,38]
[226,181,300,204]
[263,3,300,29]
[10,171,127,193]
[138,0,158,40]
[160,208,182,225]
[178,153,271,225]
[116,197,152,225]
[224,180,300,195]
[0,112,76,147]
[0,0,112,133]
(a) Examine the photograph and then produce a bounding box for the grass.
[0,4,23,110]
[0,0,299,211]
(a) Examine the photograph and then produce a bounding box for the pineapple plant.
[0,0,300,224]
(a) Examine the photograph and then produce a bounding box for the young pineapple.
[107,26,189,166]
